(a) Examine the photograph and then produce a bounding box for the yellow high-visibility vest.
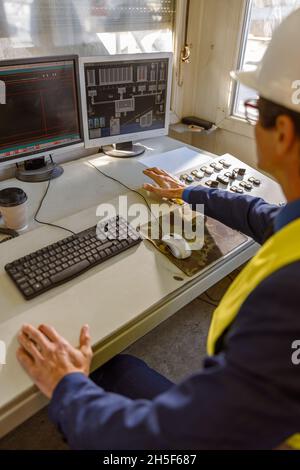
[207,218,300,449]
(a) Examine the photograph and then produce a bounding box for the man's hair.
[259,97,300,136]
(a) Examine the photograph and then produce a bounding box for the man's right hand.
[17,324,93,399]
[143,168,187,200]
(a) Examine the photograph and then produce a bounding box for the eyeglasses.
[244,98,259,125]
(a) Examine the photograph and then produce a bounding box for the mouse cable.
[34,178,76,236]
[88,161,189,280]
[88,161,184,279]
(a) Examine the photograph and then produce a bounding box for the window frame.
[170,0,254,139]
[215,0,254,139]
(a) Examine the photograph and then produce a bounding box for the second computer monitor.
[80,53,173,157]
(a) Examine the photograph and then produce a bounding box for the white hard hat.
[231,8,300,113]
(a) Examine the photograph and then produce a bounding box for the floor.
[0,271,239,450]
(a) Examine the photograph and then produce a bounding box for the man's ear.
[275,115,296,156]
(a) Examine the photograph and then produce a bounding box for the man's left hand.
[17,323,93,399]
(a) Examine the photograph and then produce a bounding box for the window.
[233,0,300,119]
[0,0,176,60]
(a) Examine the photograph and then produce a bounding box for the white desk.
[0,137,285,437]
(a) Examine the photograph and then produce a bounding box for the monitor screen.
[81,54,172,148]
[0,56,83,163]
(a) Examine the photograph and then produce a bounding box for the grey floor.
[0,272,239,450]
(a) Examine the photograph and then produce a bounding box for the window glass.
[233,0,300,118]
[0,0,176,60]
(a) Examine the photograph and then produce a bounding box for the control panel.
[179,158,261,194]
[169,153,285,207]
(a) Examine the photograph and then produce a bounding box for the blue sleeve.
[48,263,300,450]
[182,186,280,244]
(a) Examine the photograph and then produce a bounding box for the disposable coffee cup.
[0,187,28,231]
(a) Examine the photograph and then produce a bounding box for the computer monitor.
[79,53,173,158]
[0,55,84,181]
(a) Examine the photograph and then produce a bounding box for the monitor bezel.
[0,54,84,165]
[79,52,173,149]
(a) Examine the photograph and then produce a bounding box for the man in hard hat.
[17,9,300,449]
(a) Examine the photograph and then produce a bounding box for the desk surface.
[0,137,285,437]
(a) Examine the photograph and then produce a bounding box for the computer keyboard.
[5,216,142,300]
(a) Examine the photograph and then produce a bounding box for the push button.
[186,175,194,184]
[239,181,252,191]
[219,159,231,168]
[205,180,219,188]
[234,168,246,177]
[230,186,244,194]
[225,171,236,180]
[191,170,204,179]
[248,176,261,186]
[216,175,229,185]
[201,166,214,176]
[210,162,223,171]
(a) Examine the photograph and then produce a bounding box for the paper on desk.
[0,340,6,365]
[138,147,208,175]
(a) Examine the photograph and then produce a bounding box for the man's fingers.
[143,184,165,194]
[144,167,176,180]
[21,324,51,351]
[144,169,182,189]
[16,347,35,372]
[79,325,92,358]
[17,332,43,362]
[144,167,165,175]
[38,324,61,343]
[144,171,167,187]
[143,184,181,197]
[80,324,90,347]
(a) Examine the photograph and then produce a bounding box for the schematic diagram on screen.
[84,59,169,140]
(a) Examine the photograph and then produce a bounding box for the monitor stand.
[15,157,64,183]
[102,141,146,158]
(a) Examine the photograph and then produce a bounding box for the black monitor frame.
[0,54,84,165]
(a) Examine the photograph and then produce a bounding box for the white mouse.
[162,234,192,260]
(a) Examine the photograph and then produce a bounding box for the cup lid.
[0,187,28,207]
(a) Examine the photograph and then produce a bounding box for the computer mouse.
[162,234,192,260]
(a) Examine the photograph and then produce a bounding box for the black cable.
[198,297,218,309]
[204,292,220,305]
[204,273,239,304]
[34,179,76,236]
[88,161,160,224]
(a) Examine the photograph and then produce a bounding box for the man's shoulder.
[253,260,300,296]
[232,260,300,332]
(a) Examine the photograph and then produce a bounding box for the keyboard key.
[24,287,34,297]
[14,273,23,280]
[5,218,142,299]
[50,260,90,284]
[33,283,43,291]
[20,282,30,290]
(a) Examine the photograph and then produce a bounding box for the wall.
[170,126,258,168]
[171,0,258,168]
